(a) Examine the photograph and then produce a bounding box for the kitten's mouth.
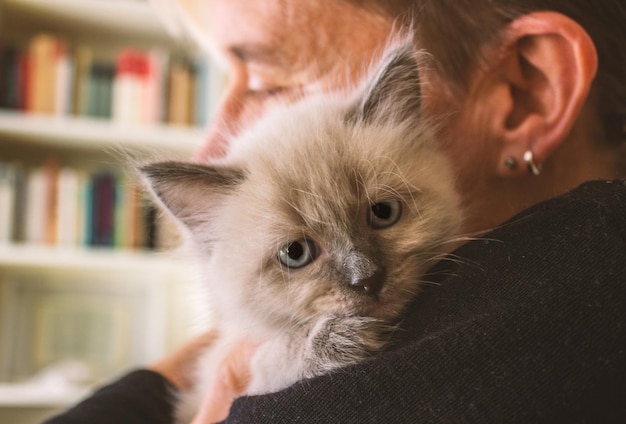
[357,294,399,321]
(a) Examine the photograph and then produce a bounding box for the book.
[166,58,193,126]
[129,183,145,250]
[11,163,27,243]
[156,51,171,124]
[18,49,30,112]
[25,167,47,245]
[144,204,158,250]
[113,49,144,124]
[194,56,210,127]
[144,49,167,125]
[54,46,73,116]
[114,175,139,249]
[0,156,158,251]
[71,45,93,117]
[90,171,116,247]
[81,173,94,247]
[43,158,60,245]
[0,161,17,244]
[87,61,115,119]
[0,42,21,110]
[27,34,65,115]
[56,167,81,247]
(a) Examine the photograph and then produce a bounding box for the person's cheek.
[194,66,254,160]
[194,97,246,160]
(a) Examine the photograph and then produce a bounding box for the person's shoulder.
[401,178,626,343]
[555,179,626,209]
[440,178,626,292]
[496,178,626,241]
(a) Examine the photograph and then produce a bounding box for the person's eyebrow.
[229,44,284,65]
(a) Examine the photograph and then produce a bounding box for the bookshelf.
[0,244,192,271]
[0,0,182,48]
[0,0,219,421]
[0,112,204,155]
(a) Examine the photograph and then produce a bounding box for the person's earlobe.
[494,11,598,176]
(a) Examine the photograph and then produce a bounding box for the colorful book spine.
[0,159,158,251]
[25,167,46,244]
[1,34,214,127]
[43,158,60,245]
[54,42,72,116]
[90,171,114,247]
[0,44,21,110]
[11,163,27,243]
[87,62,115,119]
[71,45,93,116]
[0,161,17,244]
[145,49,167,125]
[26,34,67,115]
[56,167,80,246]
[194,57,210,127]
[166,58,194,126]
[19,49,30,112]
[113,49,142,124]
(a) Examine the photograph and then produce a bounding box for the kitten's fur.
[141,42,462,423]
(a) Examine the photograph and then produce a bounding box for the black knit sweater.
[46,179,626,424]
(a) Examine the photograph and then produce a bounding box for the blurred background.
[0,0,223,422]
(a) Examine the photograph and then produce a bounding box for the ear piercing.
[523,150,541,176]
[504,150,541,176]
[504,156,518,170]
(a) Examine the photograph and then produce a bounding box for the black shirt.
[45,180,626,424]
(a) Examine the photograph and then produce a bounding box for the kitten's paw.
[247,338,306,395]
[305,315,394,375]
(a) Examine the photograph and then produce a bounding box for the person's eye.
[277,239,317,269]
[244,86,287,99]
[246,73,290,98]
[367,199,402,229]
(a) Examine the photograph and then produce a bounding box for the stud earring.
[523,150,541,176]
[504,156,518,170]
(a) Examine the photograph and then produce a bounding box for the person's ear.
[488,11,598,176]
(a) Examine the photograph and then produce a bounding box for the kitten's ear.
[349,41,422,125]
[139,161,246,231]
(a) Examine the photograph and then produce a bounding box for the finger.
[190,341,261,424]
[149,330,218,390]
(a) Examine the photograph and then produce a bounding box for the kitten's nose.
[350,268,386,296]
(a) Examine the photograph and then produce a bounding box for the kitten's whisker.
[418,279,442,288]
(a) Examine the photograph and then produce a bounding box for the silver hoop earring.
[523,150,541,176]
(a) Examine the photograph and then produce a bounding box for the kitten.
[141,42,462,422]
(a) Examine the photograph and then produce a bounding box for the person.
[45,0,626,423]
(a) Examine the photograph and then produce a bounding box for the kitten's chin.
[356,298,404,322]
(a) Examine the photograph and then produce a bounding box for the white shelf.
[1,0,176,46]
[0,3,204,416]
[0,244,191,272]
[0,383,89,407]
[0,112,204,156]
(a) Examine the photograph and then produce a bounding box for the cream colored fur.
[141,42,462,423]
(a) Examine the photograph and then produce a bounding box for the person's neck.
[461,135,619,237]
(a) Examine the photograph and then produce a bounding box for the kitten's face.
[223,116,459,324]
[142,43,462,325]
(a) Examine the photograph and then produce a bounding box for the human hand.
[149,330,217,391]
[190,341,261,424]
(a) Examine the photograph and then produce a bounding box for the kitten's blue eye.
[278,239,317,269]
[368,199,402,229]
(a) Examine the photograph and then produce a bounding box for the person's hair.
[347,0,626,145]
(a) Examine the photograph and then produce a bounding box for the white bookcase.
[0,0,218,422]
